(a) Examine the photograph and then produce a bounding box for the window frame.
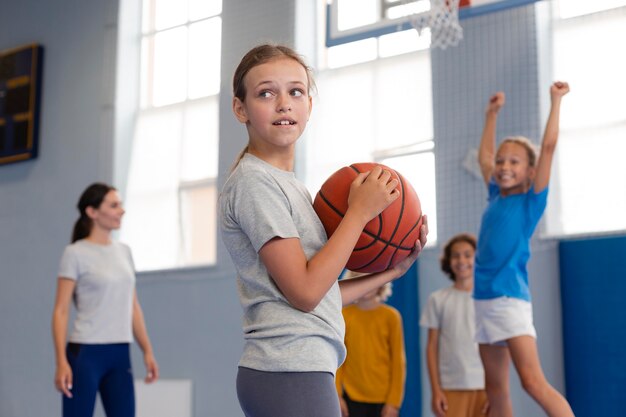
[122,0,222,271]
[325,0,540,47]
[544,1,626,239]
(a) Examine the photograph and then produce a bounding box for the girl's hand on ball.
[391,214,428,277]
[347,166,399,223]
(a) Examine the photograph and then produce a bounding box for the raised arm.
[478,92,505,185]
[533,81,570,193]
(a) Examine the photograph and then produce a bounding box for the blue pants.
[63,343,135,417]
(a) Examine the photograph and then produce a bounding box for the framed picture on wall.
[0,43,44,165]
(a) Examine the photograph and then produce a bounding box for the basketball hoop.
[405,0,464,50]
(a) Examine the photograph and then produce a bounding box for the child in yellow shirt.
[336,271,406,417]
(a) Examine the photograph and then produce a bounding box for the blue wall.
[387,263,421,416]
[560,235,626,417]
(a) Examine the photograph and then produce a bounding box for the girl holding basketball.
[219,44,427,417]
[475,82,573,417]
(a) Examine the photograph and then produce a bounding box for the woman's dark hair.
[440,233,477,281]
[71,183,116,243]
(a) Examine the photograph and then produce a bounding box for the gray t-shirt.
[219,153,346,374]
[419,286,485,389]
[57,240,135,343]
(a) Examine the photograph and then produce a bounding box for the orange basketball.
[313,162,422,273]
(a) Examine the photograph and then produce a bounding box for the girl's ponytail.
[230,145,249,172]
[71,215,92,243]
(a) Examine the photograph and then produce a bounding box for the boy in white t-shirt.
[420,234,487,417]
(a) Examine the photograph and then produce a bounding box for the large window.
[122,0,222,270]
[303,1,437,244]
[546,0,626,237]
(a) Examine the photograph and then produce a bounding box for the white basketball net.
[406,0,464,50]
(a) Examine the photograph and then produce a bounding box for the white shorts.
[474,297,536,345]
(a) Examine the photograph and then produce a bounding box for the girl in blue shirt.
[475,83,573,417]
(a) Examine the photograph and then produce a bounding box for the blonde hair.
[499,136,539,167]
[230,43,316,171]
[378,282,393,302]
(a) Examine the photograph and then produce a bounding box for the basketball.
[313,162,422,273]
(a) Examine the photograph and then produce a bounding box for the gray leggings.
[236,367,341,417]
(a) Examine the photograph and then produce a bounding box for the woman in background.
[52,182,158,417]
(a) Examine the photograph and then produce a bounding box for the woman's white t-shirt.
[58,240,135,343]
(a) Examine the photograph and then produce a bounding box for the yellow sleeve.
[385,309,406,408]
[335,363,344,396]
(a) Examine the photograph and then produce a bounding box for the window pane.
[548,6,626,238]
[337,0,379,30]
[379,28,430,57]
[140,37,151,108]
[306,50,433,192]
[128,108,183,192]
[189,0,222,20]
[557,0,626,19]
[154,0,187,30]
[153,27,188,106]
[327,38,378,69]
[122,189,180,271]
[142,0,154,33]
[381,153,437,245]
[179,184,217,266]
[304,66,377,194]
[386,0,430,19]
[180,97,219,181]
[131,0,221,271]
[546,125,626,236]
[188,18,221,99]
[373,52,433,149]
[124,107,184,270]
[554,10,626,128]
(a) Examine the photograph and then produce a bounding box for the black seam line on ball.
[318,189,419,251]
[350,166,406,270]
